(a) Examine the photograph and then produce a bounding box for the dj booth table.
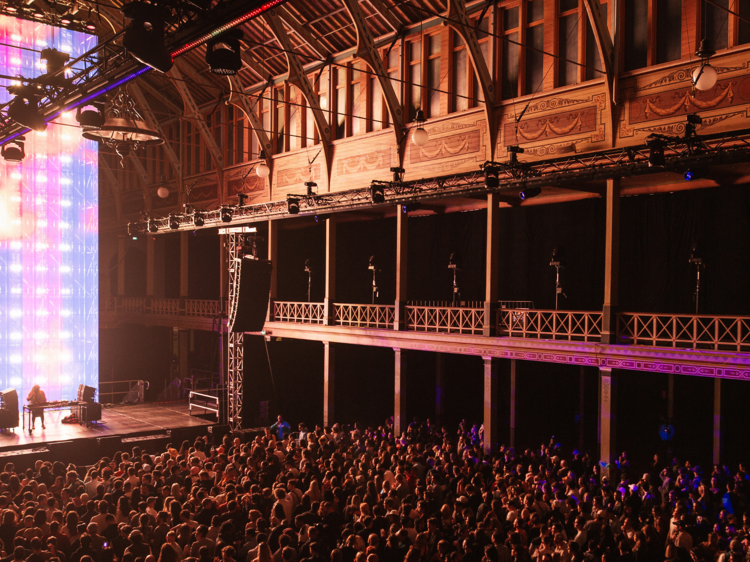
[23,401,102,434]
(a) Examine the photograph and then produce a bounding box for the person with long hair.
[26,384,47,430]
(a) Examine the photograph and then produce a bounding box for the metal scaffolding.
[226,232,244,432]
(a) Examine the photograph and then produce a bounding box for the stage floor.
[0,402,214,450]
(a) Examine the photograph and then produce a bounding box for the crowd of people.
[0,414,746,562]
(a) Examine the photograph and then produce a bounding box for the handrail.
[498,309,602,342]
[189,390,220,421]
[617,312,750,351]
[185,299,224,316]
[406,304,484,335]
[151,298,180,315]
[334,303,395,329]
[98,379,147,404]
[273,301,325,324]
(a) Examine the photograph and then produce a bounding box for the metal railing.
[98,380,147,404]
[334,303,395,329]
[186,299,224,316]
[617,313,750,352]
[103,297,117,312]
[407,304,485,335]
[151,298,180,315]
[498,309,603,342]
[189,390,221,421]
[498,300,534,309]
[273,301,325,324]
[121,297,147,313]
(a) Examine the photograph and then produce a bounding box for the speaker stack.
[229,259,273,333]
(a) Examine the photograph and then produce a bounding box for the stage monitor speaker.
[77,385,96,403]
[0,389,18,412]
[229,258,273,333]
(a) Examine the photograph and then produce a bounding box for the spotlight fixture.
[4,4,18,13]
[256,150,270,178]
[1,137,25,163]
[685,113,702,139]
[206,28,243,75]
[60,11,73,25]
[412,108,429,147]
[304,181,317,196]
[121,2,173,73]
[32,8,44,18]
[483,164,500,189]
[85,20,97,31]
[390,166,405,182]
[40,47,70,75]
[237,193,248,207]
[646,136,667,167]
[287,196,300,215]
[519,186,542,200]
[684,170,694,181]
[147,219,158,233]
[401,203,420,214]
[7,87,46,132]
[75,103,105,131]
[168,214,180,230]
[193,211,205,227]
[220,205,233,223]
[692,38,717,91]
[370,183,385,204]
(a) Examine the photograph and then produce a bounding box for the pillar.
[324,216,336,325]
[578,366,585,451]
[667,373,674,423]
[395,205,408,330]
[180,231,189,298]
[117,236,126,296]
[146,236,155,297]
[509,358,516,449]
[713,378,721,464]
[484,193,500,336]
[323,342,335,427]
[601,178,620,344]
[179,330,189,382]
[483,357,499,454]
[219,236,228,309]
[394,348,407,435]
[267,220,278,320]
[599,368,618,481]
[435,353,444,426]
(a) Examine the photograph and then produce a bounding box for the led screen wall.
[0,16,98,408]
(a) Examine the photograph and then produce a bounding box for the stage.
[0,402,218,468]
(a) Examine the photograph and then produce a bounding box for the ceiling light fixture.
[1,137,25,162]
[692,39,717,91]
[256,150,270,178]
[206,28,243,75]
[7,86,46,132]
[412,108,429,147]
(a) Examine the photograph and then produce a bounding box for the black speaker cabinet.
[72,402,101,423]
[229,258,273,333]
[0,390,19,430]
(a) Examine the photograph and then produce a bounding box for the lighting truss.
[133,126,750,234]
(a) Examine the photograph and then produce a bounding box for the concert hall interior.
[1,2,750,562]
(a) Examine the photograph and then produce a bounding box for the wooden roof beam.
[365,0,404,32]
[444,0,497,160]
[137,80,184,116]
[341,0,406,164]
[583,0,616,145]
[262,10,333,187]
[99,163,123,220]
[240,49,274,82]
[278,6,332,59]
[130,83,182,181]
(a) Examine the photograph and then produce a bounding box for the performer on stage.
[26,384,46,430]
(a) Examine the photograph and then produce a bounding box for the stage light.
[257,150,270,178]
[390,166,405,182]
[4,3,18,13]
[647,136,666,167]
[193,211,205,227]
[41,48,70,74]
[237,193,248,207]
[7,89,46,132]
[220,205,233,222]
[169,214,180,230]
[484,165,500,188]
[148,219,158,233]
[304,181,317,195]
[75,103,105,130]
[1,137,25,163]
[85,20,97,31]
[519,186,541,200]
[32,8,44,18]
[287,196,300,215]
[402,203,420,214]
[121,2,173,73]
[206,28,243,75]
[60,11,73,25]
[693,39,717,91]
[412,109,429,147]
[684,170,694,181]
[370,183,385,204]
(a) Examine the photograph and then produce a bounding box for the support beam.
[713,378,721,465]
[263,10,333,184]
[435,353,444,426]
[180,231,189,298]
[130,84,182,180]
[179,330,189,381]
[341,0,406,154]
[324,341,335,427]
[128,154,152,205]
[117,236,126,296]
[444,0,497,159]
[601,178,620,344]
[582,0,617,145]
[169,62,224,190]
[279,7,332,59]
[138,80,184,116]
[483,356,499,455]
[99,164,122,220]
[667,373,674,424]
[395,205,408,330]
[578,366,585,451]
[324,216,336,325]
[599,367,617,482]
[367,0,403,32]
[146,236,155,297]
[484,192,500,336]
[268,220,279,303]
[509,358,516,449]
[226,75,273,165]
[240,50,273,82]
[394,348,407,435]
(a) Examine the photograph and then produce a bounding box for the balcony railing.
[273,301,325,324]
[151,298,180,315]
[407,304,485,335]
[186,299,224,317]
[334,303,395,329]
[121,297,147,313]
[498,309,603,342]
[618,313,750,352]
